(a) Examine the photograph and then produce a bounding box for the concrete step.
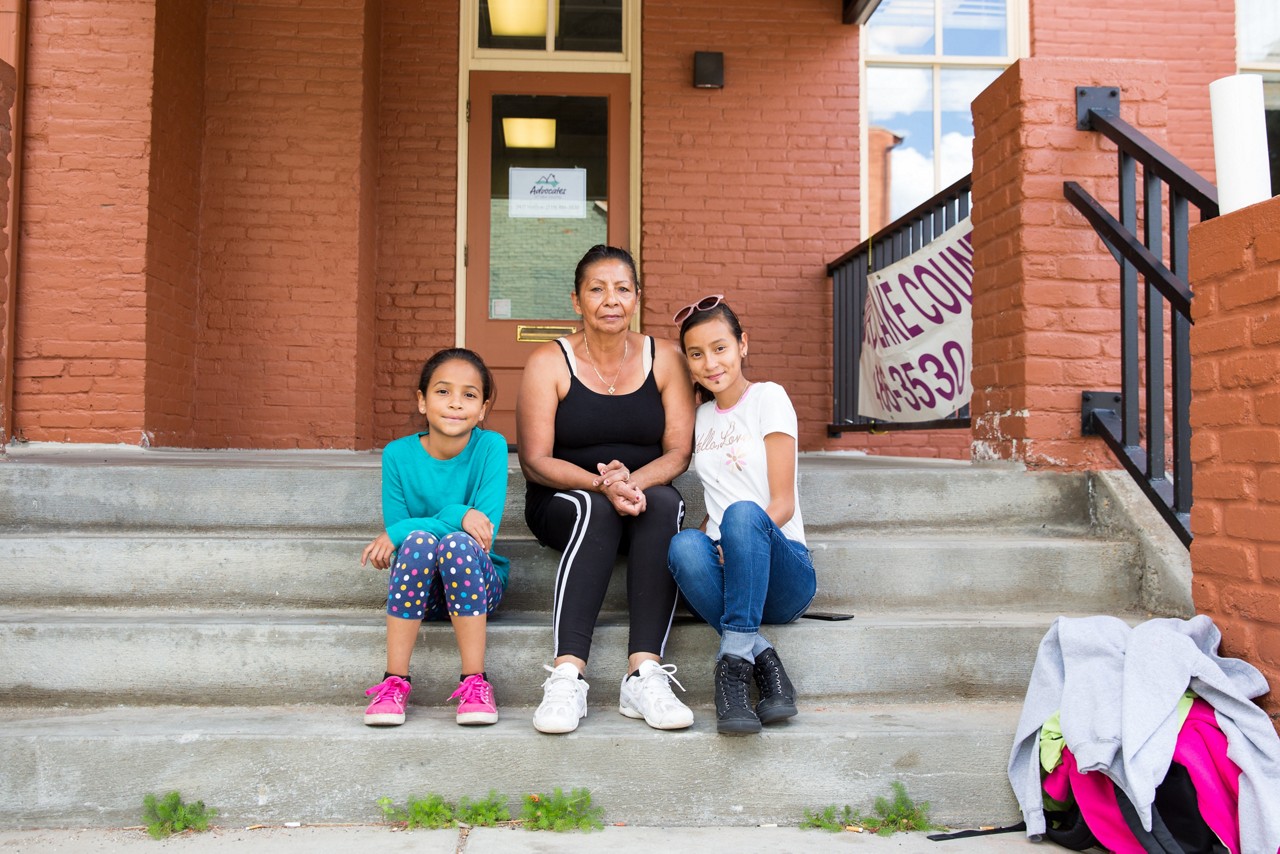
[0,701,1023,828]
[0,530,1141,613]
[0,607,1094,707]
[0,449,1092,534]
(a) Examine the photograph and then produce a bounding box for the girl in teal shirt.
[359,348,509,727]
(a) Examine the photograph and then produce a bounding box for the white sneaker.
[533,663,589,734]
[619,660,694,730]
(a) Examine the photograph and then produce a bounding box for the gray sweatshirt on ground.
[1007,614,1280,854]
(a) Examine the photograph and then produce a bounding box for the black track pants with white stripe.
[525,484,684,663]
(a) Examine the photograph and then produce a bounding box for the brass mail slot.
[517,325,577,343]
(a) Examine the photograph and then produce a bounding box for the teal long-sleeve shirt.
[380,427,510,586]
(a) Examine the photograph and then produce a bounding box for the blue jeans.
[667,501,816,662]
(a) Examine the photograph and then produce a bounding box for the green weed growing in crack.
[456,790,511,826]
[141,791,217,840]
[802,781,941,836]
[520,787,604,832]
[377,793,455,829]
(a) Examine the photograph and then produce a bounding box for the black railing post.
[1144,169,1165,481]
[1068,86,1215,546]
[1119,151,1140,447]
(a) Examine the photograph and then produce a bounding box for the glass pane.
[1239,0,1280,64]
[938,67,1002,186]
[867,0,936,56]
[478,0,548,51]
[867,66,935,222]
[490,95,609,320]
[1265,74,1280,199]
[941,0,1006,56]
[557,0,623,53]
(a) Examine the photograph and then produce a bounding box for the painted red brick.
[1190,195,1280,720]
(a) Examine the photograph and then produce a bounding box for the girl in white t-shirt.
[667,296,817,735]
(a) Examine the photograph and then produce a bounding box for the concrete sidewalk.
[0,824,1044,853]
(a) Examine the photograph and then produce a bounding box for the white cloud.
[888,131,974,219]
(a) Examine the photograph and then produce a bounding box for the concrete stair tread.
[0,699,1021,736]
[0,605,1129,626]
[0,701,1024,826]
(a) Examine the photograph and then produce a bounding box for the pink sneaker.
[450,674,499,725]
[363,676,412,726]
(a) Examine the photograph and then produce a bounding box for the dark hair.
[678,300,744,351]
[574,244,639,295]
[417,348,495,403]
[679,301,746,403]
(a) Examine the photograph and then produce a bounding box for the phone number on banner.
[869,340,969,416]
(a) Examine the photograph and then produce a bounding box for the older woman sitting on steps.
[516,244,695,735]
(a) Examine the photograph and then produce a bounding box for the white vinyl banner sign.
[508,168,588,218]
[857,217,974,422]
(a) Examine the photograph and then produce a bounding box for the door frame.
[455,1,643,347]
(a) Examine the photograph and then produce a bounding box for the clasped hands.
[593,460,646,516]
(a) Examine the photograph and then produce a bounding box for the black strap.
[927,822,1026,841]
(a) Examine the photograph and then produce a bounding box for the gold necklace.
[582,334,628,395]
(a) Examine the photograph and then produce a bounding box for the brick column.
[0,59,14,447]
[969,58,1168,469]
[1189,196,1280,719]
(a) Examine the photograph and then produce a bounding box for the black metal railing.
[1067,86,1219,547]
[827,175,972,435]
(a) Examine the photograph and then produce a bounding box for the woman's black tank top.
[527,335,666,502]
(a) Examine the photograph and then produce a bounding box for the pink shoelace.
[449,674,492,704]
[366,676,409,704]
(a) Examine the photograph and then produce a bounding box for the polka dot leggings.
[386,531,503,621]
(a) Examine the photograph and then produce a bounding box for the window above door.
[471,0,633,70]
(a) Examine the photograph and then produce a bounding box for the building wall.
[1028,0,1234,180]
[13,0,157,442]
[970,58,1167,469]
[144,0,206,446]
[373,0,458,442]
[640,0,859,451]
[196,0,375,448]
[0,59,14,444]
[1189,195,1280,718]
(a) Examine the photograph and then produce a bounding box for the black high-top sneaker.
[714,654,762,735]
[752,646,797,724]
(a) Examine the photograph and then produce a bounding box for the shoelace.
[541,665,585,705]
[449,675,491,704]
[757,658,785,696]
[638,663,686,705]
[366,677,408,704]
[718,662,751,710]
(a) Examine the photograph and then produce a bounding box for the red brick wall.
[1029,0,1234,181]
[970,58,1167,469]
[1189,196,1280,719]
[373,0,458,444]
[144,0,206,447]
[14,0,156,442]
[356,0,379,448]
[0,59,14,444]
[640,0,859,451]
[196,0,375,449]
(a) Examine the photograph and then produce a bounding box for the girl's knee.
[722,500,767,529]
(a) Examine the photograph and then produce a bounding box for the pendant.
[607,386,616,394]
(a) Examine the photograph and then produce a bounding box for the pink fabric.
[1060,746,1147,854]
[1174,699,1242,854]
[1043,759,1072,803]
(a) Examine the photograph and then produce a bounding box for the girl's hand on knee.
[361,532,395,570]
[462,508,494,552]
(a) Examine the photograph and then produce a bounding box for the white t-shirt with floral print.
[692,381,805,545]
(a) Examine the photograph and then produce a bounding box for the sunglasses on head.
[672,294,726,325]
